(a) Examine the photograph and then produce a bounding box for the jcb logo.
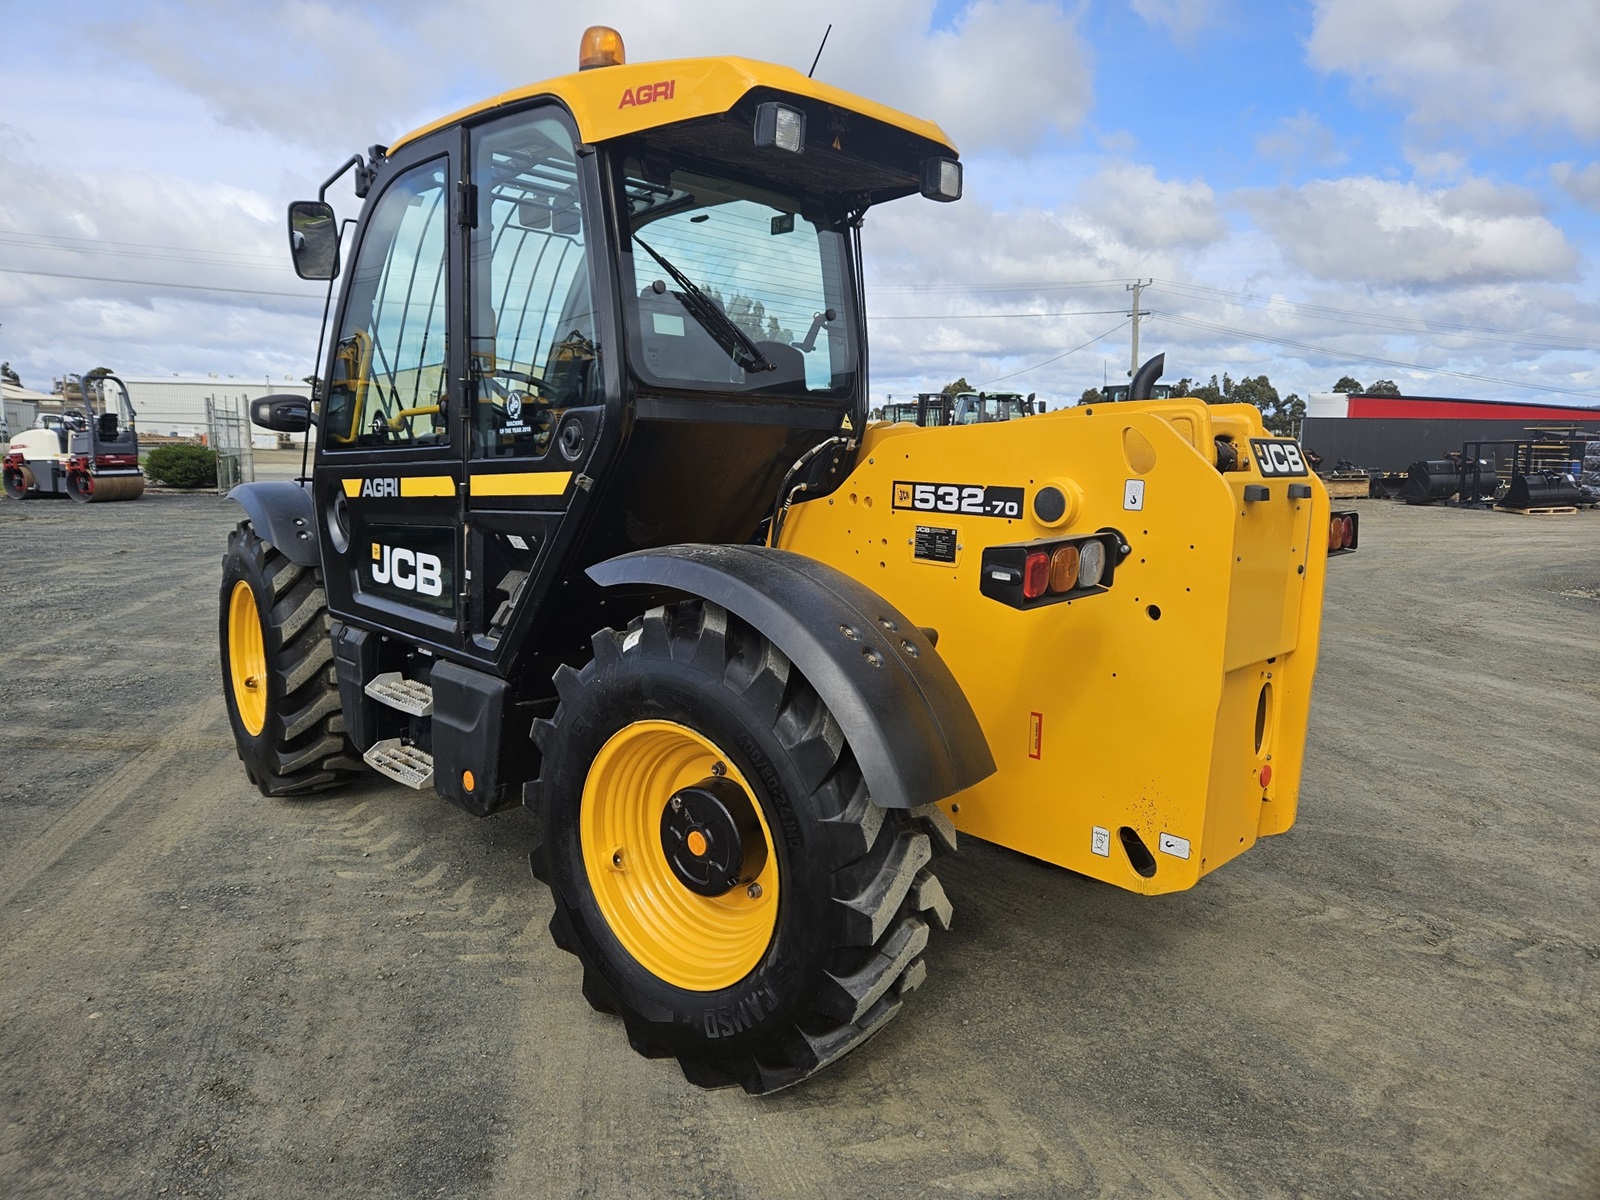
[1250,438,1309,478]
[371,542,443,597]
[619,79,675,108]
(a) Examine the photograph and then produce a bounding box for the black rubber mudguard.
[229,481,318,566]
[587,545,995,810]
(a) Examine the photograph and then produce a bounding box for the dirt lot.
[1,494,1595,1199]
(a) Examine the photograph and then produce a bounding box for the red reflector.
[1022,551,1050,599]
[1340,515,1355,549]
[1259,763,1273,787]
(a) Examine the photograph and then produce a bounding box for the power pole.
[1126,279,1151,377]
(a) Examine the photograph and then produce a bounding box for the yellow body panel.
[391,56,955,156]
[469,471,572,498]
[779,400,1332,896]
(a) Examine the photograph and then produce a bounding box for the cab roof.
[390,55,957,158]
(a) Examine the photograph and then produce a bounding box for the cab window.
[324,159,451,449]
[469,112,600,459]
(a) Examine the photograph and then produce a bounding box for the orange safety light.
[579,26,626,70]
[1047,544,1080,594]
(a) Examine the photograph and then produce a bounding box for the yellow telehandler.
[224,26,1357,1093]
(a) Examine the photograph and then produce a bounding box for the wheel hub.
[660,776,768,897]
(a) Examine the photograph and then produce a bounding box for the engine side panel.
[778,400,1332,896]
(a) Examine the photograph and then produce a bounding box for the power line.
[1152,277,1597,350]
[870,308,1131,321]
[0,264,322,300]
[1154,312,1600,399]
[980,319,1131,386]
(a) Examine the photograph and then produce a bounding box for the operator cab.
[270,29,962,695]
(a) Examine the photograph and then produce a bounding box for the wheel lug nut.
[611,849,624,868]
[711,761,726,777]
[746,882,763,899]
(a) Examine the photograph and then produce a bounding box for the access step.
[365,672,434,716]
[363,739,434,790]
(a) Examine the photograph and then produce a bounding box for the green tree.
[0,362,19,386]
[1366,379,1401,396]
[940,377,972,396]
[1171,374,1227,404]
[1332,375,1364,393]
[1078,387,1105,407]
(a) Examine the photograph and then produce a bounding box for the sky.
[2,0,1598,409]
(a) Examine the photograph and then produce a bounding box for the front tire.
[530,600,955,1093]
[219,521,361,796]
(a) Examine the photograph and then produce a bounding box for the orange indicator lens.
[1048,544,1080,593]
[1328,517,1343,551]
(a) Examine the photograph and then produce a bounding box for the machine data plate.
[913,525,959,563]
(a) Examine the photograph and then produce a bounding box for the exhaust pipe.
[1129,353,1165,402]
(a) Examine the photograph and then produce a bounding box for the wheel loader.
[223,26,1358,1094]
[3,373,144,502]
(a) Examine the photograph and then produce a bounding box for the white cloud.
[1551,162,1600,212]
[1130,0,1219,44]
[82,0,1094,158]
[1081,162,1227,248]
[1308,0,1600,137]
[1256,111,1348,169]
[1242,176,1576,286]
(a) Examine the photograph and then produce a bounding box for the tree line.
[1075,374,1402,437]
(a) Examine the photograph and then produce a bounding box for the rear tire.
[2,464,32,499]
[220,520,361,796]
[529,600,955,1093]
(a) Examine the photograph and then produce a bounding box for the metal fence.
[136,395,256,495]
[205,396,254,495]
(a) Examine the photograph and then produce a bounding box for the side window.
[324,160,450,449]
[470,113,600,459]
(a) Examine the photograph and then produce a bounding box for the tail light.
[1328,510,1359,556]
[981,531,1127,610]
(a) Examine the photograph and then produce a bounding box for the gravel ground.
[0,493,1595,1199]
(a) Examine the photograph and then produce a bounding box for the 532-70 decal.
[893,480,1024,518]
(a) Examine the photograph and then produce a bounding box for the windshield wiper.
[633,233,773,375]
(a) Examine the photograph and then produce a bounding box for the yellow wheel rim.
[582,720,779,991]
[227,579,267,737]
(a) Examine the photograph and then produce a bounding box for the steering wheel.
[491,367,557,400]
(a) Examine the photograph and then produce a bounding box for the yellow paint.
[227,580,266,737]
[778,400,1333,896]
[342,478,362,498]
[400,475,454,498]
[581,720,778,991]
[469,471,571,498]
[391,55,956,157]
[387,404,441,431]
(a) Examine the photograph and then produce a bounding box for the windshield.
[616,155,857,399]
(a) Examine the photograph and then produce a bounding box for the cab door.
[314,135,467,651]
[460,106,608,660]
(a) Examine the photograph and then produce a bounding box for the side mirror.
[287,201,340,281]
[252,394,314,432]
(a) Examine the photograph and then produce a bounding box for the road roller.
[219,26,1357,1093]
[2,373,145,503]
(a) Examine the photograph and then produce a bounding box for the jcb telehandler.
[225,26,1357,1094]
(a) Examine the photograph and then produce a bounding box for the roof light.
[921,157,962,202]
[754,102,806,153]
[579,25,625,70]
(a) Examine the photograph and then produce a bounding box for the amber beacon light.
[579,26,626,69]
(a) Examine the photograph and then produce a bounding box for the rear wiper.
[633,233,773,374]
